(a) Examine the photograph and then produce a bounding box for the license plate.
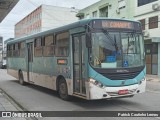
[118,89,129,95]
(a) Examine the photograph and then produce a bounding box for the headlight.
[89,78,96,83]
[89,78,105,89]
[142,77,146,81]
[138,77,146,85]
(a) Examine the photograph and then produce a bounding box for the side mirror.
[86,32,92,48]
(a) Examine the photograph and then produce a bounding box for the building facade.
[76,0,135,19]
[134,0,160,76]
[15,5,78,38]
[76,0,160,76]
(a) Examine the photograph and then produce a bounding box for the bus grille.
[101,72,140,80]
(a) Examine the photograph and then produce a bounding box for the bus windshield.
[90,31,145,68]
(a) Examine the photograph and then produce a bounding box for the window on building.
[139,19,145,30]
[55,32,69,57]
[79,16,84,20]
[34,37,43,57]
[118,0,126,9]
[138,0,158,7]
[43,35,54,56]
[99,6,108,17]
[92,11,97,18]
[149,16,158,29]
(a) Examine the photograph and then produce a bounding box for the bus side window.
[55,32,69,57]
[7,45,10,57]
[34,38,43,57]
[12,44,16,57]
[43,35,54,56]
[19,42,25,57]
[9,44,13,57]
[14,43,20,57]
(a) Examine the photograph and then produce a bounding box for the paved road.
[0,69,160,120]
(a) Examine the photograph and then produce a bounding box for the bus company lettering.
[102,21,133,29]
[117,69,129,73]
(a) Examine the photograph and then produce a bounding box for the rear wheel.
[19,71,25,85]
[58,78,70,100]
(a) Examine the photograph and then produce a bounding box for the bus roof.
[7,18,140,44]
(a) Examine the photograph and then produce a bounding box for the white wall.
[41,5,78,32]
[135,0,159,17]
[134,0,160,38]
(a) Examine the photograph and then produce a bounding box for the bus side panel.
[32,72,57,90]
[29,72,72,93]
[7,57,27,80]
[23,71,28,82]
[7,69,19,79]
[31,56,57,91]
[54,56,73,95]
[25,43,72,91]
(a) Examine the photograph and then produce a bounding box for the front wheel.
[19,71,25,85]
[58,78,70,100]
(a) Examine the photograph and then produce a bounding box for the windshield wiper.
[102,28,119,52]
[102,28,114,45]
[114,35,119,52]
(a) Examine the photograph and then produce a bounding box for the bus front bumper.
[88,78,146,100]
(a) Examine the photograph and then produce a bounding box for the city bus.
[7,18,146,100]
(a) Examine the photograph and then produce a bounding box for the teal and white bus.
[7,18,146,100]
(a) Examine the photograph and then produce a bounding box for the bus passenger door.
[27,42,34,83]
[73,34,86,96]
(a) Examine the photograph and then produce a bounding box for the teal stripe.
[89,65,145,87]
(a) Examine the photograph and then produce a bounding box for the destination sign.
[102,21,133,29]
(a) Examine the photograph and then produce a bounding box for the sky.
[0,0,100,41]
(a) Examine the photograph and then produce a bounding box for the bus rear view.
[86,19,146,99]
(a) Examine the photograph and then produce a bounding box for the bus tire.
[19,71,25,85]
[58,78,70,101]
